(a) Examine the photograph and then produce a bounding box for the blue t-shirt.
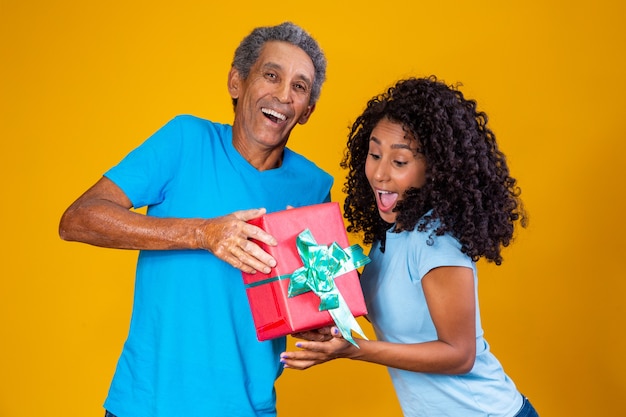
[102,115,333,417]
[361,226,523,417]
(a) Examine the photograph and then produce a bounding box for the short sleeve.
[104,117,184,209]
[414,232,473,281]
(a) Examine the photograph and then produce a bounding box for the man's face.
[228,41,316,152]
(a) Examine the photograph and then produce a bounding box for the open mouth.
[262,107,287,124]
[377,190,398,211]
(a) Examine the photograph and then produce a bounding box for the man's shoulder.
[170,114,231,132]
[160,115,232,147]
[284,148,332,178]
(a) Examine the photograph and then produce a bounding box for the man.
[59,22,332,417]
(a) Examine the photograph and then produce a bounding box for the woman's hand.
[280,327,360,370]
[291,326,334,342]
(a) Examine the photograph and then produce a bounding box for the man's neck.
[232,136,285,171]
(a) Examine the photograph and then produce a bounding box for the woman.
[280,76,538,417]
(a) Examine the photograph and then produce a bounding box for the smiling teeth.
[262,108,287,121]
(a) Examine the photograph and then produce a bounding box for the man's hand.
[197,208,278,274]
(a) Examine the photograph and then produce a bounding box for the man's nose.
[274,81,292,103]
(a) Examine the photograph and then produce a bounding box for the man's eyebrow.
[262,62,282,72]
[262,62,312,87]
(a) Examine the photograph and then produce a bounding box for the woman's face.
[365,117,427,224]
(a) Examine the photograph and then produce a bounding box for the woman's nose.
[373,163,389,181]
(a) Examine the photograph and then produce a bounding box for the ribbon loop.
[286,229,370,347]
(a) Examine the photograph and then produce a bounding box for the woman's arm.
[280,266,477,374]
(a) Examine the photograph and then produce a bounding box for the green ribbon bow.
[288,229,370,347]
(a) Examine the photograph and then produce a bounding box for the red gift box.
[242,202,368,342]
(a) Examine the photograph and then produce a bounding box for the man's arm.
[59,176,278,274]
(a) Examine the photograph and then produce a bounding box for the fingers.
[280,344,329,370]
[199,208,278,273]
[291,326,334,342]
[330,326,344,339]
[236,229,277,273]
[280,336,356,370]
[235,208,278,247]
[218,243,274,274]
[234,207,267,222]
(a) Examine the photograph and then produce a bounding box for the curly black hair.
[341,76,527,265]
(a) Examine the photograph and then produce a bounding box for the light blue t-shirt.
[102,115,333,417]
[361,226,523,417]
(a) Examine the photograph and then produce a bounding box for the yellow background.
[2,1,625,416]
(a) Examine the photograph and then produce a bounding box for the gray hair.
[231,22,327,106]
